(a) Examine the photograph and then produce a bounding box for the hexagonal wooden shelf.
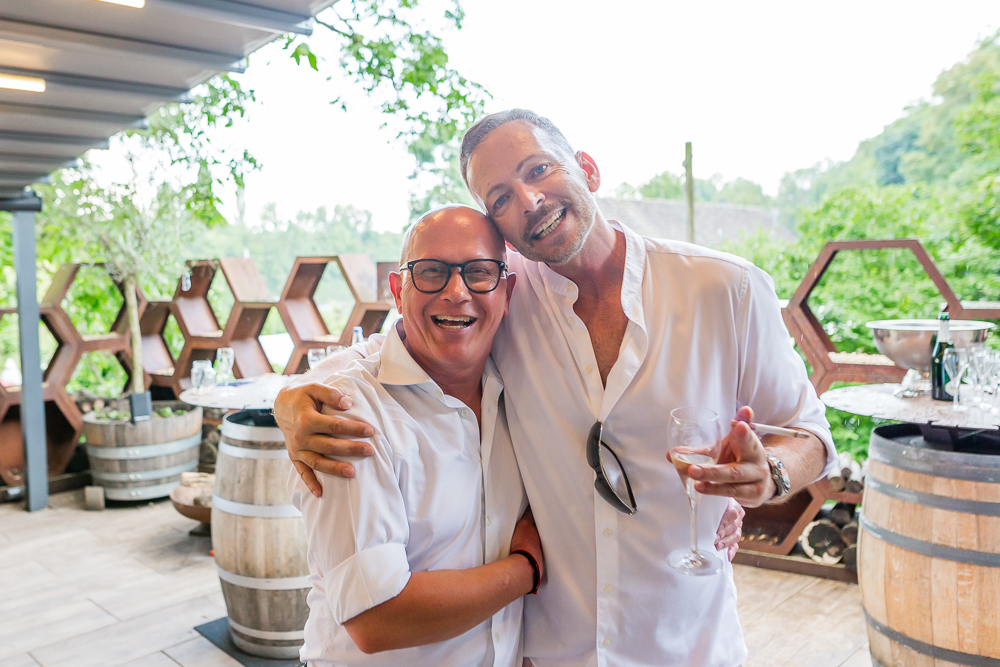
[278,255,393,375]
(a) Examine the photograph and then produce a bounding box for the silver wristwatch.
[766,453,791,499]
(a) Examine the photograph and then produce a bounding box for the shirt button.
[495,633,501,642]
[603,639,611,647]
[584,364,594,374]
[604,585,613,593]
[567,316,576,325]
[604,528,612,537]
[461,409,470,418]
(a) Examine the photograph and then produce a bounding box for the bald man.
[288,205,540,667]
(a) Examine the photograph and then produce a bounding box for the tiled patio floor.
[0,490,871,667]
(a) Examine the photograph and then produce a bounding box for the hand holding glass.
[668,407,723,576]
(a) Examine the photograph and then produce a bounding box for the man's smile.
[431,314,477,330]
[531,207,566,240]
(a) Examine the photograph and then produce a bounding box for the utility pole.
[684,142,694,244]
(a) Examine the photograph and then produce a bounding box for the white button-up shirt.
[352,223,835,667]
[289,325,528,667]
[490,222,835,667]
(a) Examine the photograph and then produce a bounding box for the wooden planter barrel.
[211,410,309,659]
[859,424,1000,667]
[82,402,202,501]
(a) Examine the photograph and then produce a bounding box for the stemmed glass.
[216,347,235,397]
[667,407,723,576]
[943,348,968,411]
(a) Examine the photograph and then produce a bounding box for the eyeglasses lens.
[411,260,501,293]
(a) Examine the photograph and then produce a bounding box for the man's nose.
[441,267,471,300]
[513,181,543,213]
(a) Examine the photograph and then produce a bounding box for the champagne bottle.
[931,313,954,401]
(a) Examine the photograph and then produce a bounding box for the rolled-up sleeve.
[737,265,837,480]
[288,380,412,625]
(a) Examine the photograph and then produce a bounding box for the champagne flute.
[216,347,235,397]
[668,407,723,576]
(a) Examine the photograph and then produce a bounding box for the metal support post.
[7,193,47,511]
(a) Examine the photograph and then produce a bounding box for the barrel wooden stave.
[212,411,308,659]
[860,428,1000,667]
[89,447,199,490]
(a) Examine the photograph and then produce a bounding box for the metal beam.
[0,129,110,149]
[0,18,246,73]
[6,193,48,512]
[0,65,192,101]
[0,101,147,128]
[0,152,82,170]
[149,0,313,36]
[0,173,51,187]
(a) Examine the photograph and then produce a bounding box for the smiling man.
[279,110,834,667]
[288,205,541,667]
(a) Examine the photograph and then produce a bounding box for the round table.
[178,373,295,411]
[820,383,1000,430]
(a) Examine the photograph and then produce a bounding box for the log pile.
[798,501,860,568]
[827,452,867,495]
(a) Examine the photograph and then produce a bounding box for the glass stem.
[687,478,700,557]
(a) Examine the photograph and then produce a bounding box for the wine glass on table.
[216,347,235,397]
[307,348,326,369]
[667,406,723,576]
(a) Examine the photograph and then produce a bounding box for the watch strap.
[766,453,791,499]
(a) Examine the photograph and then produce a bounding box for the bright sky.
[149,1,1000,232]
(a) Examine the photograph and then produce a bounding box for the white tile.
[118,653,180,667]
[0,654,41,667]
[164,638,242,667]
[89,563,221,621]
[0,599,117,660]
[30,598,223,667]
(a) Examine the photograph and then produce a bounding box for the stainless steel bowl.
[866,319,995,372]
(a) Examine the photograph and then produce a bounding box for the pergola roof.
[0,0,337,198]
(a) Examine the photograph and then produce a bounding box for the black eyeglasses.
[587,422,637,515]
[401,259,507,294]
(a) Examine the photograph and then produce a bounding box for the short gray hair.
[459,109,575,187]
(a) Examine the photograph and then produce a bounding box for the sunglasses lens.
[599,443,632,507]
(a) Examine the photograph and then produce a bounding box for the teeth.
[534,209,565,239]
[433,315,474,329]
[436,316,472,322]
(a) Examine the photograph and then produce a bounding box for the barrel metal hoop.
[220,418,284,444]
[103,481,180,501]
[864,609,1000,667]
[227,618,305,641]
[869,435,1000,483]
[866,476,1000,517]
[91,460,198,483]
[218,442,290,460]
[211,494,302,519]
[216,565,310,590]
[860,514,1000,567]
[86,434,201,460]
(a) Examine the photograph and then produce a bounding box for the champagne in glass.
[668,407,723,576]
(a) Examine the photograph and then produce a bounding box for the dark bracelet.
[511,549,540,595]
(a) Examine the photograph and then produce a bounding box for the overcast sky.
[161,1,1000,232]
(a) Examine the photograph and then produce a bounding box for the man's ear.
[502,272,517,317]
[577,151,601,193]
[388,272,404,312]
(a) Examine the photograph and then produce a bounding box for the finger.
[694,480,768,506]
[305,383,354,410]
[715,530,741,551]
[305,412,374,438]
[735,405,754,424]
[299,450,356,479]
[689,461,765,485]
[305,434,374,458]
[293,460,323,498]
[728,542,740,561]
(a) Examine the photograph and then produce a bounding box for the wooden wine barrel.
[212,410,309,659]
[82,402,202,501]
[859,424,1000,667]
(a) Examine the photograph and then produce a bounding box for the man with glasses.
[278,110,835,666]
[288,205,542,666]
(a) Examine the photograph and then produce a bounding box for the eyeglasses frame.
[586,421,637,515]
[399,258,508,294]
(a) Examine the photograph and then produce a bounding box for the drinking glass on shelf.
[943,349,968,411]
[307,348,326,369]
[326,344,346,359]
[191,359,211,395]
[216,347,235,396]
[667,406,723,576]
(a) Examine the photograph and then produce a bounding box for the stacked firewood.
[827,452,868,495]
[799,503,860,568]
